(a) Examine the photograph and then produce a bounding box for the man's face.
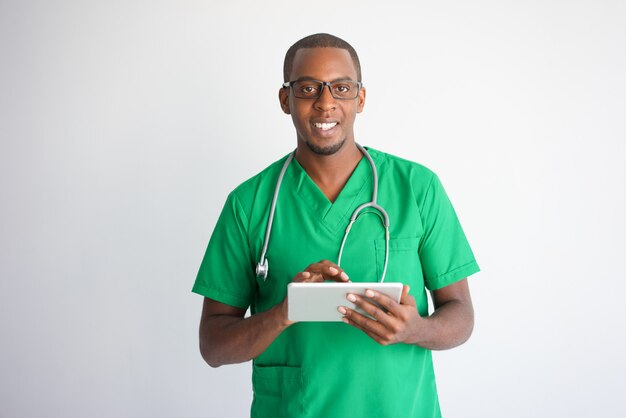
[279,47,366,156]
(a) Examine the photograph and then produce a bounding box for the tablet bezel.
[287,282,404,322]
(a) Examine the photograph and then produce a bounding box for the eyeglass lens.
[291,80,360,99]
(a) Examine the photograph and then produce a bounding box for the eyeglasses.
[282,79,363,100]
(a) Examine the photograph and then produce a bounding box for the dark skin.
[278,48,365,202]
[199,47,474,367]
[200,261,349,367]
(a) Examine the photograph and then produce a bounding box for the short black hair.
[283,33,362,82]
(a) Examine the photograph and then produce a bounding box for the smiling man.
[193,33,480,418]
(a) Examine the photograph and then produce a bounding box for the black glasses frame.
[282,79,363,100]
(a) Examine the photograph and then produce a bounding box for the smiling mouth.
[313,122,338,131]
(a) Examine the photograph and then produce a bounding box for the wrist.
[271,299,293,330]
[405,314,430,346]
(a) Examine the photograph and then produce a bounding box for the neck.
[295,141,363,203]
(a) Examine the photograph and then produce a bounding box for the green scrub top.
[193,148,480,418]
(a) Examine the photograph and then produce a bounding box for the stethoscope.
[255,143,390,283]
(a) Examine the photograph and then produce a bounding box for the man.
[193,33,479,418]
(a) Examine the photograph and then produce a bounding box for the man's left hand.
[338,285,424,346]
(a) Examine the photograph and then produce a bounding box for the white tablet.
[287,282,404,322]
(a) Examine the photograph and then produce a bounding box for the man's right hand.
[199,261,351,367]
[280,260,350,324]
[293,260,351,283]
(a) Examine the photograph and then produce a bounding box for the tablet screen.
[287,282,403,322]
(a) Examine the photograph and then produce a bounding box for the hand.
[338,285,425,346]
[292,260,351,283]
[278,260,351,325]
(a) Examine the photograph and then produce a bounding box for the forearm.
[200,303,290,367]
[410,299,474,350]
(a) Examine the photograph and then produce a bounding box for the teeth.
[314,122,337,130]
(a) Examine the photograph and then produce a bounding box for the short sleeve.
[192,192,256,308]
[418,174,480,290]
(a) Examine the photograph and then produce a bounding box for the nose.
[314,83,336,111]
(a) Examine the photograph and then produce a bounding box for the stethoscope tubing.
[255,152,294,279]
[256,143,390,282]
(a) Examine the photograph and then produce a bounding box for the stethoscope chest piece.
[256,258,269,281]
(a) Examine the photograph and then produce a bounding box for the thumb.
[400,284,411,304]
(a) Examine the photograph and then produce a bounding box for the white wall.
[1,1,625,417]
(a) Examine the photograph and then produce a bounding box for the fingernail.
[342,317,349,324]
[337,306,347,315]
[340,272,349,281]
[347,294,356,302]
[328,267,338,275]
[365,290,375,298]
[302,272,310,278]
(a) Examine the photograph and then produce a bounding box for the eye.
[331,82,356,97]
[299,83,320,95]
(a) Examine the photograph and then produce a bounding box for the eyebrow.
[293,76,356,83]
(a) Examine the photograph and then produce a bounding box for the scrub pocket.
[251,364,306,418]
[375,237,423,286]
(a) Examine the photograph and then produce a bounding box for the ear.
[279,87,290,114]
[356,86,366,113]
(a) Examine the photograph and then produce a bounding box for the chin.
[305,138,346,156]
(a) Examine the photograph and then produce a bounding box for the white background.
[1,1,625,417]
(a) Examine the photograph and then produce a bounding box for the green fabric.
[193,148,480,418]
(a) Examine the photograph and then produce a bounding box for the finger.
[292,271,318,283]
[318,260,350,282]
[326,265,350,282]
[400,285,410,304]
[403,293,417,308]
[340,304,391,335]
[359,289,403,317]
[396,285,417,308]
[305,261,350,282]
[346,293,396,328]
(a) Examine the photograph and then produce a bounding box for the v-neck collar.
[288,152,372,234]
